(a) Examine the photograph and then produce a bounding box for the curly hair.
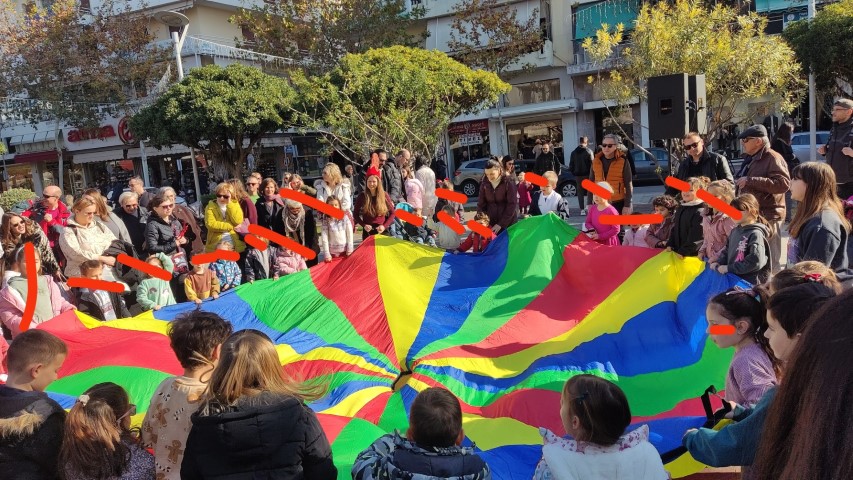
[652,195,679,212]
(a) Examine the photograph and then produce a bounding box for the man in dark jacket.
[379,149,404,204]
[533,142,561,176]
[569,137,593,212]
[736,124,790,274]
[818,98,853,199]
[115,192,148,253]
[666,132,734,196]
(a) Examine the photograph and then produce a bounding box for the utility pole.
[808,0,817,161]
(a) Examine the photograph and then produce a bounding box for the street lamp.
[154,10,201,202]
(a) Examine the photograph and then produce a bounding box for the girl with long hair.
[354,166,395,240]
[477,158,518,234]
[82,188,132,244]
[786,162,851,272]
[712,194,773,284]
[59,382,154,480]
[181,330,335,479]
[225,178,258,226]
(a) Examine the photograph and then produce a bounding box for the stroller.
[389,202,437,248]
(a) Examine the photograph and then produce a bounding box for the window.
[241,25,256,43]
[504,79,561,107]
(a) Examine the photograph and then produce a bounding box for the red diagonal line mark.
[697,189,743,221]
[279,188,344,220]
[437,211,465,234]
[665,176,691,192]
[66,277,125,293]
[525,172,548,187]
[582,179,612,200]
[467,220,494,238]
[19,242,37,332]
[599,214,664,225]
[709,325,736,335]
[191,250,240,265]
[248,224,317,260]
[436,188,467,204]
[395,209,424,227]
[244,234,268,252]
[117,253,171,281]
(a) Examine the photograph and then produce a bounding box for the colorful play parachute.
[40,214,740,479]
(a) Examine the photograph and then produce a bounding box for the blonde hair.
[543,171,558,186]
[215,183,235,198]
[685,176,710,192]
[595,181,614,194]
[72,197,97,214]
[216,240,235,251]
[226,179,249,201]
[82,188,110,220]
[706,180,735,216]
[322,163,343,186]
[200,330,324,410]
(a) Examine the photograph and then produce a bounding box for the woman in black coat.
[144,194,186,256]
[255,178,286,234]
[182,330,335,480]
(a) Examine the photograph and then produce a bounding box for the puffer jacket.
[352,433,490,480]
[144,214,183,256]
[0,385,66,479]
[58,218,118,278]
[0,275,75,337]
[1,218,60,276]
[204,200,246,253]
[699,210,737,263]
[737,146,790,222]
[182,392,336,480]
[477,176,518,231]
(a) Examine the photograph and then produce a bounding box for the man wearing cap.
[818,98,853,199]
[735,124,790,274]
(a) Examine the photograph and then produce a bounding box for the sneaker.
[581,208,588,215]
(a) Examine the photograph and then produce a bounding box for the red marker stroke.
[697,189,743,221]
[248,224,317,260]
[467,220,494,238]
[395,209,424,227]
[190,250,240,265]
[244,234,269,252]
[665,176,690,192]
[117,253,171,281]
[436,211,465,235]
[524,172,547,187]
[709,325,736,335]
[436,188,467,204]
[599,214,664,225]
[19,242,37,332]
[66,277,125,293]
[279,188,344,220]
[582,179,612,200]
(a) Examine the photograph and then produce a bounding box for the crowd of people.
[1,99,853,479]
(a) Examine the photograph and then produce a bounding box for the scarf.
[264,193,281,203]
[284,206,306,244]
[489,175,502,190]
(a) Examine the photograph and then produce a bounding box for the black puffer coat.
[144,215,182,256]
[182,393,336,480]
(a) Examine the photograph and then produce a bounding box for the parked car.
[790,131,829,163]
[628,147,673,184]
[453,158,578,198]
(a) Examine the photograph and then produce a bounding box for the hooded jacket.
[698,210,737,263]
[182,392,336,480]
[352,433,490,480]
[787,209,850,272]
[0,275,75,337]
[666,199,705,256]
[59,217,118,278]
[0,385,66,480]
[717,223,772,284]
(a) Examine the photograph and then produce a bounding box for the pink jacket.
[0,275,75,338]
[699,210,737,262]
[274,252,307,276]
[405,178,425,210]
[623,225,650,248]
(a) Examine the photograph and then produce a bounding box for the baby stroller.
[390,202,437,248]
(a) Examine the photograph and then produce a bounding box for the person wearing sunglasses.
[145,194,187,257]
[58,197,120,281]
[665,132,734,197]
[204,183,246,253]
[21,185,70,249]
[591,134,634,215]
[1,212,61,279]
[246,172,263,203]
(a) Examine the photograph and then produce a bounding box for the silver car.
[790,131,829,162]
[453,158,490,197]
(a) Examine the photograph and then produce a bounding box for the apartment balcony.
[567,42,629,76]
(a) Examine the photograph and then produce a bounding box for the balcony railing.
[567,42,629,75]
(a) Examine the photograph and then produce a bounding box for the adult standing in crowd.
[591,134,633,215]
[128,176,154,210]
[431,155,448,182]
[736,125,790,274]
[246,172,262,203]
[501,156,518,185]
[1,213,61,278]
[115,192,148,252]
[21,185,69,250]
[289,174,316,197]
[771,123,799,222]
[58,198,119,281]
[569,136,594,214]
[665,132,734,196]
[534,141,561,176]
[315,163,353,214]
[414,155,437,217]
[818,98,853,199]
[82,189,132,245]
[354,166,396,240]
[226,179,258,226]
[477,158,518,235]
[378,149,403,204]
[160,187,204,259]
[204,183,245,254]
[255,178,286,234]
[283,199,318,267]
[145,194,187,257]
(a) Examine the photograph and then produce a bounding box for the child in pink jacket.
[517,173,534,216]
[698,181,737,263]
[274,248,308,277]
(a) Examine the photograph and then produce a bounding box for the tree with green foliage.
[783,0,853,104]
[131,64,296,179]
[231,0,426,76]
[294,46,510,163]
[583,0,804,142]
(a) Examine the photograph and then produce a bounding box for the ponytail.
[709,287,780,375]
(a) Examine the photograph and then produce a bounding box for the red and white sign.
[63,116,137,151]
[448,119,489,135]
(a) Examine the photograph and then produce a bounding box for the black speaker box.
[648,73,689,140]
[688,74,707,134]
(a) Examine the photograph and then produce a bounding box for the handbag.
[234,218,250,236]
[171,222,191,275]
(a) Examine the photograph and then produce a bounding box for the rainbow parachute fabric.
[40,215,740,479]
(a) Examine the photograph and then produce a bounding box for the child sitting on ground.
[320,195,354,263]
[645,195,678,249]
[74,259,130,320]
[142,310,232,480]
[185,259,220,305]
[533,374,668,480]
[457,212,496,253]
[136,253,176,312]
[209,240,241,292]
[274,248,308,277]
[0,330,68,478]
[622,212,650,248]
[436,204,462,251]
[352,387,490,480]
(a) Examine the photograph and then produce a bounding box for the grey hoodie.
[718,223,771,284]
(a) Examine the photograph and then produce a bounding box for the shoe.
[581,208,588,215]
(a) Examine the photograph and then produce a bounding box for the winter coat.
[529,191,572,223]
[100,211,133,246]
[74,287,130,321]
[667,200,705,256]
[825,116,853,183]
[238,197,258,226]
[0,385,66,480]
[458,231,495,253]
[569,146,593,177]
[204,201,246,253]
[623,226,650,248]
[21,200,70,248]
[0,275,75,337]
[645,215,675,249]
[382,162,404,204]
[182,393,336,480]
[771,138,799,174]
[314,180,353,213]
[718,223,772,284]
[737,146,790,222]
[59,218,118,278]
[135,253,175,311]
[477,177,518,231]
[666,150,734,196]
[115,205,149,252]
[352,433,490,480]
[244,244,280,282]
[431,158,448,181]
[256,196,286,234]
[416,166,437,217]
[699,211,737,263]
[1,218,60,276]
[787,209,850,272]
[405,178,426,210]
[144,215,183,256]
[172,204,204,257]
[210,259,242,291]
[534,151,561,176]
[274,251,308,276]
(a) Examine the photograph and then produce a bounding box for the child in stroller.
[389,202,437,248]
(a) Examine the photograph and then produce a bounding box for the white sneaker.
[581,208,588,215]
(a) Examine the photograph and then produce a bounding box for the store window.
[448,120,490,166]
[508,119,564,161]
[504,79,561,107]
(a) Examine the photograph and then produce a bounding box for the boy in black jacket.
[74,260,130,320]
[0,330,68,479]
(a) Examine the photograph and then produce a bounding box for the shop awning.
[8,130,61,145]
[14,150,61,163]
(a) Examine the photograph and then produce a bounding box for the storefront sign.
[67,125,117,143]
[459,133,483,146]
[117,117,136,145]
[63,116,137,151]
[448,119,489,135]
